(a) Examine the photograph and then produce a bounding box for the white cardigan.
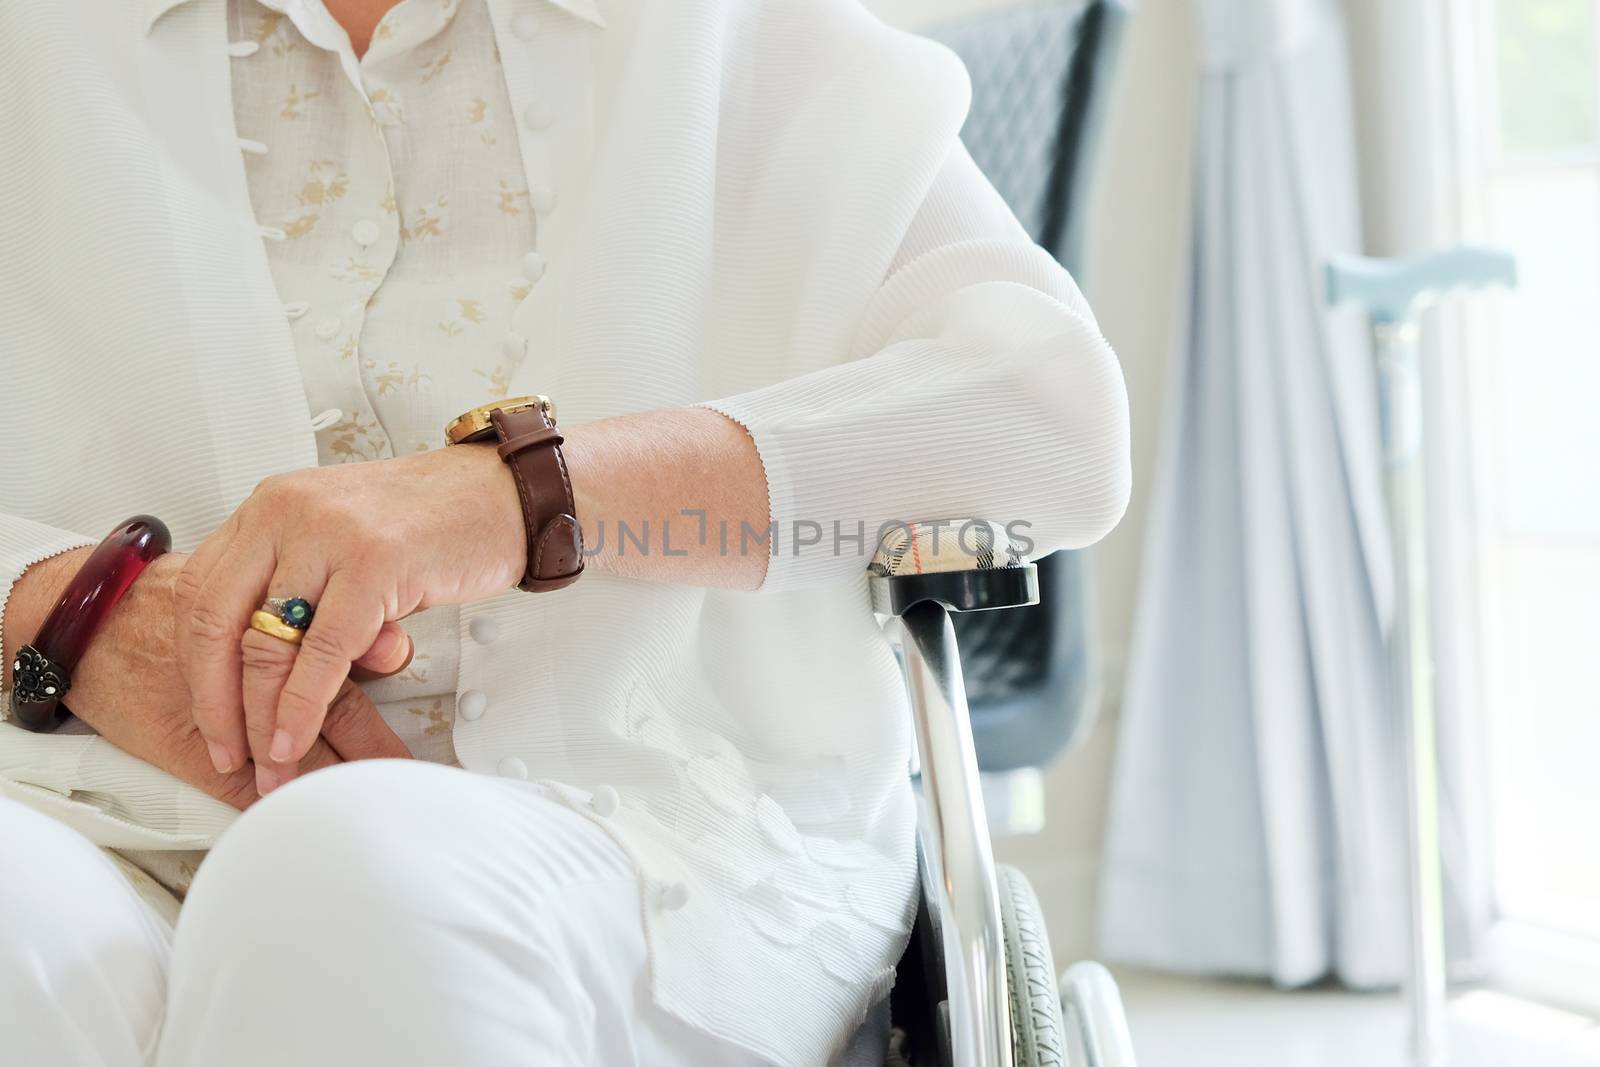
[0,0,1131,1062]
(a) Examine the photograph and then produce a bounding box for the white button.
[314,317,340,340]
[591,785,620,817]
[658,882,690,911]
[497,756,528,780]
[373,98,403,127]
[309,408,343,431]
[459,689,488,721]
[512,12,538,39]
[352,219,381,246]
[529,187,557,216]
[522,101,554,131]
[228,40,260,58]
[521,252,547,283]
[237,137,268,155]
[282,300,310,320]
[469,616,500,645]
[501,332,527,361]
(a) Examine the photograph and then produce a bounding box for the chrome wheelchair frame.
[871,527,1136,1067]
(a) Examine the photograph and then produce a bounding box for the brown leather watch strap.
[488,405,584,592]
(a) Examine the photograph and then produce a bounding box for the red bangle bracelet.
[7,515,171,732]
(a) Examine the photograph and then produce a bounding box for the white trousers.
[0,761,771,1067]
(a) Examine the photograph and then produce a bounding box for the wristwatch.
[445,395,584,593]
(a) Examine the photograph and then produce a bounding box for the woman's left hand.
[176,444,527,795]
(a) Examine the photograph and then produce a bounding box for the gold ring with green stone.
[249,596,316,645]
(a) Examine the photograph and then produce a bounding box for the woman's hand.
[177,443,526,796]
[3,548,413,809]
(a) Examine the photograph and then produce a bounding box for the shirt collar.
[144,0,605,34]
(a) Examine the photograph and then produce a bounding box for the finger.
[173,520,235,619]
[240,614,400,755]
[154,717,340,812]
[142,713,262,811]
[181,531,277,776]
[173,521,241,771]
[320,678,412,762]
[173,512,242,679]
[270,569,385,779]
[249,686,401,798]
[240,623,304,797]
[241,618,405,794]
[224,741,342,808]
[350,622,413,680]
[293,735,347,779]
[233,742,340,809]
[231,552,331,794]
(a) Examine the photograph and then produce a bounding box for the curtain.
[1098,0,1486,987]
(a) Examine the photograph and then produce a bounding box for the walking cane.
[1326,247,1515,1067]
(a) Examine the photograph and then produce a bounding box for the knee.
[162,765,635,1065]
[181,759,626,956]
[0,799,170,1064]
[219,758,431,852]
[169,761,452,1005]
[194,759,600,904]
[0,798,168,958]
[0,798,77,943]
[191,759,442,908]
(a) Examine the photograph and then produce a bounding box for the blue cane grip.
[1326,246,1517,324]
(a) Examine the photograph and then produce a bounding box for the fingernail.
[369,627,403,663]
[207,741,234,775]
[256,764,278,796]
[391,637,415,676]
[269,728,294,763]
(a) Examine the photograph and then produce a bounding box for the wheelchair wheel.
[998,864,1066,1067]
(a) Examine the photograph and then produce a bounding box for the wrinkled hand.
[36,550,413,809]
[176,444,525,796]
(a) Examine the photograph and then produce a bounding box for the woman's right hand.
[2,546,413,809]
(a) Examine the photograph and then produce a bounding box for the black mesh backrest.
[925,0,1128,770]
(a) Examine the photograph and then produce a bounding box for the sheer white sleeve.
[702,143,1131,590]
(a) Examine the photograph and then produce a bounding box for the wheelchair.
[871,523,1136,1067]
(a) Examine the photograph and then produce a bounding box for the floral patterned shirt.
[228,0,543,763]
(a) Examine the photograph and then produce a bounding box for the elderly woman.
[0,0,1129,1063]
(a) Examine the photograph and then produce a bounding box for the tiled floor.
[1114,968,1600,1067]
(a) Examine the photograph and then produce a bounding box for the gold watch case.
[444,394,557,445]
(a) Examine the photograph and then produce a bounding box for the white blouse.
[0,1,1131,1063]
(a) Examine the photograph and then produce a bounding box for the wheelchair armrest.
[868,520,1040,617]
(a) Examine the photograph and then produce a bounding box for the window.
[1445,0,1600,1005]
